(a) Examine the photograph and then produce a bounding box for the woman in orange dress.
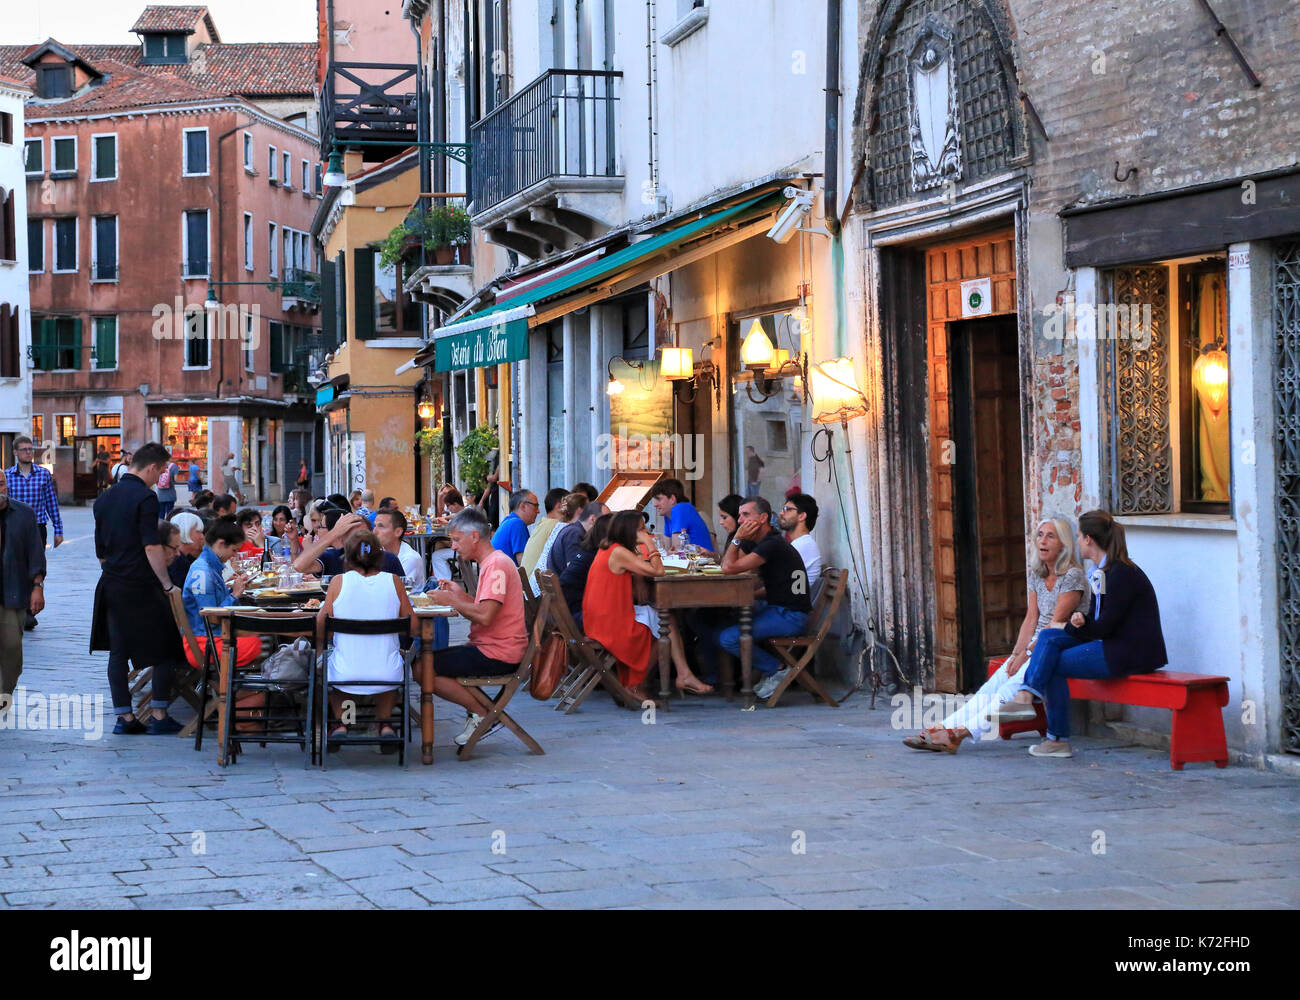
[582,510,713,700]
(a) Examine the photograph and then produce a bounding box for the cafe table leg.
[216,619,231,766]
[656,597,672,710]
[420,617,436,765]
[739,602,754,710]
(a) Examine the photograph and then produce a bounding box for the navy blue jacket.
[1064,560,1168,675]
[0,498,46,610]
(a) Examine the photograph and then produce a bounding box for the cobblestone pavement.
[1,508,1297,910]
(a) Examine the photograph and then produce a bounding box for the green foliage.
[456,423,498,497]
[415,427,440,456]
[378,205,472,270]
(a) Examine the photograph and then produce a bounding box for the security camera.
[766,188,817,244]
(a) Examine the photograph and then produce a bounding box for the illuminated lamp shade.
[417,400,435,420]
[606,377,625,396]
[660,346,693,381]
[740,319,774,371]
[766,348,791,374]
[322,149,347,188]
[1192,347,1229,416]
[810,357,869,425]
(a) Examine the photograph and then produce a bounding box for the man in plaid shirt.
[5,435,63,629]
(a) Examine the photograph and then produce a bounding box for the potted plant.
[425,205,471,266]
[456,423,499,497]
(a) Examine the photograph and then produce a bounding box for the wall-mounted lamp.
[417,399,436,420]
[1192,345,1229,417]
[810,357,869,427]
[606,355,649,396]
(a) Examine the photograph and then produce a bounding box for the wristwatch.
[730,538,743,548]
[31,582,43,589]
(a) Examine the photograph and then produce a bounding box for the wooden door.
[925,232,1016,692]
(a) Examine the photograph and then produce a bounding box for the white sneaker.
[754,669,789,700]
[454,713,503,746]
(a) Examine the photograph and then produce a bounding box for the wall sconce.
[1192,345,1229,417]
[607,355,649,396]
[740,319,775,371]
[810,357,869,427]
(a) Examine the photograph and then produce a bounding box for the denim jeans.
[713,601,808,676]
[158,501,175,520]
[1021,629,1111,741]
[108,649,175,715]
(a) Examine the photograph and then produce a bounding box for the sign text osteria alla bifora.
[435,318,528,372]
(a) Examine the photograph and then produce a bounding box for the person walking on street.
[93,450,111,495]
[296,459,310,492]
[5,435,63,630]
[155,454,180,520]
[221,452,244,503]
[744,445,765,496]
[187,460,203,495]
[90,443,188,735]
[0,469,47,711]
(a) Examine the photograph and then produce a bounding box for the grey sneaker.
[754,669,789,700]
[454,713,503,746]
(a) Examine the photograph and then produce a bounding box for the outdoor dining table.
[413,606,457,764]
[648,571,758,709]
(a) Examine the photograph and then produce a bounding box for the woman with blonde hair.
[903,516,1088,753]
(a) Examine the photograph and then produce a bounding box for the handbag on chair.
[530,631,567,700]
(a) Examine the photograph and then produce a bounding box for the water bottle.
[426,513,433,533]
[262,512,273,536]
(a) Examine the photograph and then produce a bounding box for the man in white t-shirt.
[778,493,822,591]
[374,507,425,590]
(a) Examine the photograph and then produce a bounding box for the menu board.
[596,472,666,513]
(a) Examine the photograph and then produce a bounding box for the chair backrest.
[166,587,206,665]
[518,565,540,630]
[536,572,578,640]
[324,616,411,640]
[231,612,316,639]
[804,567,847,643]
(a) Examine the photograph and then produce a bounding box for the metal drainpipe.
[646,0,660,211]
[213,117,255,401]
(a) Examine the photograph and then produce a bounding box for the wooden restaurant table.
[648,572,758,709]
[413,606,457,764]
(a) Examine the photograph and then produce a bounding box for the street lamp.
[321,139,473,189]
[322,149,347,188]
[204,288,220,312]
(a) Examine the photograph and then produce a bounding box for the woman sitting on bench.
[904,516,1087,753]
[991,509,1168,759]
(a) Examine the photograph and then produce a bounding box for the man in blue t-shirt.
[651,478,714,552]
[491,488,539,564]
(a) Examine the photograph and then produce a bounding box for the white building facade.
[0,75,33,466]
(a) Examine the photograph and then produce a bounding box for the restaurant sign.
[435,317,528,372]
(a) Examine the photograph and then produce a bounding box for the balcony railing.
[470,69,621,214]
[282,267,322,304]
[321,61,418,154]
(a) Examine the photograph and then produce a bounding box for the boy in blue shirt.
[651,478,714,552]
[182,518,263,669]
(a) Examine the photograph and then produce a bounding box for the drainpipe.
[213,117,255,401]
[432,0,447,196]
[646,0,660,213]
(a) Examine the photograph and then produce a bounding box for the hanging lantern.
[417,400,435,420]
[1192,346,1229,417]
[660,347,694,381]
[810,357,869,425]
[740,319,774,370]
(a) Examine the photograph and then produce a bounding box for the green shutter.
[320,260,337,347]
[269,322,285,373]
[337,252,348,341]
[70,318,83,369]
[95,317,116,369]
[353,248,375,340]
[35,317,55,370]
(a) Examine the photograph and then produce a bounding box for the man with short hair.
[572,482,599,505]
[92,443,187,734]
[709,496,811,700]
[650,478,714,552]
[211,494,237,519]
[374,507,424,589]
[357,489,377,526]
[778,493,822,591]
[520,487,568,578]
[491,488,538,564]
[293,511,404,577]
[547,502,607,576]
[6,435,63,629]
[427,506,528,746]
[111,450,132,484]
[0,468,47,709]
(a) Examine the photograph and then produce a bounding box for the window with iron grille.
[866,0,1024,208]
[1274,240,1300,755]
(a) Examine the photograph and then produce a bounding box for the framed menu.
[596,471,667,512]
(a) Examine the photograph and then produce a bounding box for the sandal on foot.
[378,724,399,755]
[902,727,962,754]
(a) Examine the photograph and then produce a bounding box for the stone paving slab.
[0,508,1296,909]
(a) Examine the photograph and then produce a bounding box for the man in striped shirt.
[5,436,63,630]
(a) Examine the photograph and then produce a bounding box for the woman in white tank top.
[318,530,415,741]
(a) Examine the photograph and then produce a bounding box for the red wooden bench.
[986,657,1229,770]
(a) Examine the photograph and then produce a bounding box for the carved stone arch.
[851,0,1030,211]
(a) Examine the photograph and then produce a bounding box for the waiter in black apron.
[91,442,186,735]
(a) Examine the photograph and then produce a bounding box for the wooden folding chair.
[518,565,540,632]
[158,589,211,737]
[455,586,548,761]
[536,571,642,713]
[761,567,847,708]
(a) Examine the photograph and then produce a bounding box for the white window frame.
[91,314,118,372]
[182,209,210,279]
[52,217,78,273]
[90,214,118,283]
[89,132,117,182]
[243,131,254,172]
[301,159,310,193]
[24,137,43,176]
[268,145,278,184]
[268,222,278,277]
[283,227,292,273]
[182,126,209,177]
[53,412,77,443]
[182,310,211,370]
[243,211,254,272]
[282,151,292,189]
[51,135,77,176]
[27,218,43,274]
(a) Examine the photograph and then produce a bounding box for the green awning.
[315,385,335,406]
[428,190,782,373]
[434,316,529,372]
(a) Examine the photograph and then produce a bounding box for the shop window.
[92,316,116,370]
[32,316,81,370]
[1099,258,1230,515]
[91,134,116,181]
[56,414,76,446]
[31,415,43,444]
[54,217,77,272]
[729,308,806,500]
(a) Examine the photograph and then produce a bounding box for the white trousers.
[942,661,1026,740]
[430,547,456,583]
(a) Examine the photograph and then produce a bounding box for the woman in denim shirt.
[182,519,261,669]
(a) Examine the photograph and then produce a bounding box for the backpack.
[157,465,173,490]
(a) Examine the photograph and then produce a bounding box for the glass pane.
[24,140,40,172]
[55,219,75,270]
[1189,270,1230,503]
[94,136,114,178]
[731,312,805,502]
[186,131,206,173]
[54,138,74,171]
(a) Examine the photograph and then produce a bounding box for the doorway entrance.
[949,316,1027,691]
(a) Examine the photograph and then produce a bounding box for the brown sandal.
[902,727,963,754]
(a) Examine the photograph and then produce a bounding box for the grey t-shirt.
[1029,566,1087,633]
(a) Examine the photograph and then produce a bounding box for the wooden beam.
[527,216,776,328]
